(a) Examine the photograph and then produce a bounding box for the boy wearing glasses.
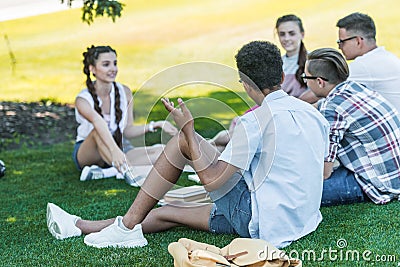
[304,48,400,206]
[336,12,400,112]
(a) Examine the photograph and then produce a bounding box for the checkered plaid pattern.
[320,81,400,204]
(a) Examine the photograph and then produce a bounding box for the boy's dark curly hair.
[235,41,283,90]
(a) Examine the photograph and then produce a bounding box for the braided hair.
[276,14,307,87]
[82,45,123,149]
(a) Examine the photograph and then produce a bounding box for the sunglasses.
[336,36,363,46]
[301,73,329,83]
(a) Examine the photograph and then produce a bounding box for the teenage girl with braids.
[275,14,320,104]
[73,45,178,183]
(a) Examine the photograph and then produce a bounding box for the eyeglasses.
[336,36,363,46]
[301,73,329,83]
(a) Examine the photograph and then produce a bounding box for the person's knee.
[146,208,162,222]
[88,128,101,144]
[148,146,164,163]
[148,206,177,223]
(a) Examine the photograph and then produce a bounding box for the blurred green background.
[1,0,399,104]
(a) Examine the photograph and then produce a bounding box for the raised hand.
[161,98,194,134]
[111,149,129,173]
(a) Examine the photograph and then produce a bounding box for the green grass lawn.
[1,141,399,266]
[1,0,400,266]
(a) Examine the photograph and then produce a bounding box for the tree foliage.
[61,0,124,25]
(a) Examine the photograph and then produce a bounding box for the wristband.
[148,121,155,132]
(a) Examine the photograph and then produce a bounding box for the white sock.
[73,216,81,227]
[118,217,131,231]
[102,167,119,178]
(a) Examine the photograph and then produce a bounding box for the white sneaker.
[47,203,82,240]
[124,167,146,187]
[80,165,104,181]
[84,216,148,248]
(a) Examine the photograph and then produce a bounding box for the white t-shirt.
[219,90,330,248]
[75,82,128,142]
[348,46,400,111]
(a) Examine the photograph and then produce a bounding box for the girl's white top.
[75,82,128,142]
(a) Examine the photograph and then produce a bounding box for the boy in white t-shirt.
[336,12,400,111]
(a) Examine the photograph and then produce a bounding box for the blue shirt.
[219,90,330,248]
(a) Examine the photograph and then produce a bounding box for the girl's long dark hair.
[276,14,307,87]
[82,45,123,149]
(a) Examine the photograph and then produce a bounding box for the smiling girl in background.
[275,14,319,103]
[73,45,177,184]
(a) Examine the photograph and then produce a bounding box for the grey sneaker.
[84,216,148,248]
[124,167,146,187]
[80,165,104,181]
[47,203,82,240]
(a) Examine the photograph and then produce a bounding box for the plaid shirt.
[320,81,400,204]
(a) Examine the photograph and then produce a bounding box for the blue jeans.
[208,173,251,237]
[322,165,368,207]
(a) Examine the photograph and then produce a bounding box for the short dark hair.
[336,12,376,40]
[235,41,283,90]
[307,48,349,84]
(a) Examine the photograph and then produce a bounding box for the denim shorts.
[72,138,135,171]
[72,141,83,171]
[208,172,252,237]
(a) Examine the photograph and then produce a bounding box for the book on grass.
[158,185,211,205]
[164,185,207,202]
[158,196,212,206]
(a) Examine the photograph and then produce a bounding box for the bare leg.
[74,131,219,233]
[79,129,165,168]
[78,204,213,234]
[125,145,165,165]
[209,129,230,148]
[141,204,213,233]
[73,133,188,233]
[77,218,115,234]
[77,129,114,167]
[122,131,220,229]
[122,132,189,229]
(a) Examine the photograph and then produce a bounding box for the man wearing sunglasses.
[336,12,400,112]
[304,48,400,206]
